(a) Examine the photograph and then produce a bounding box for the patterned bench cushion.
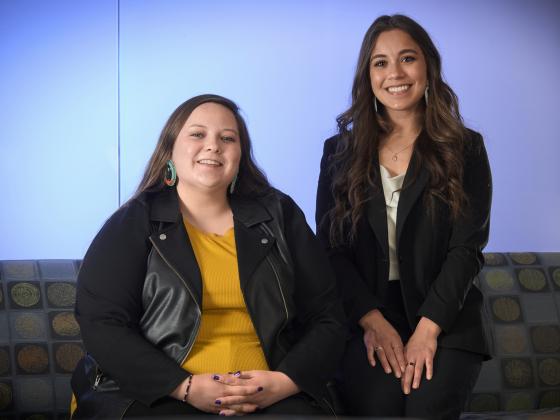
[1,253,559,418]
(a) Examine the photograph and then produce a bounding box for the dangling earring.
[164,159,176,187]
[424,85,429,105]
[229,173,238,194]
[374,96,378,113]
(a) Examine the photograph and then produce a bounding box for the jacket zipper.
[258,224,289,320]
[257,223,290,358]
[92,368,102,390]
[120,400,135,419]
[150,238,202,365]
[259,225,331,413]
[265,254,289,321]
[322,397,337,417]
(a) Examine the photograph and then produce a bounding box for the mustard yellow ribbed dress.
[182,219,269,373]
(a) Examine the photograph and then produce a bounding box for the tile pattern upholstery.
[0,260,82,420]
[468,252,560,412]
[1,254,559,418]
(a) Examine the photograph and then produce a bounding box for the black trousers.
[340,282,483,420]
[125,393,326,417]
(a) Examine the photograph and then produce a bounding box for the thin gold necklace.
[383,130,421,161]
[384,142,414,161]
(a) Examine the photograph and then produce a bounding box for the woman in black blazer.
[315,15,492,419]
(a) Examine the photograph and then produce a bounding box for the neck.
[176,183,231,222]
[385,107,423,138]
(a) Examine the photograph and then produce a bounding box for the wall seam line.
[117,0,122,206]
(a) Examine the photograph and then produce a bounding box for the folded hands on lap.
[359,310,441,393]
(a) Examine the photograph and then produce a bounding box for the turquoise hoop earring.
[164,160,177,187]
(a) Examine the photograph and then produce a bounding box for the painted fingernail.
[215,399,221,405]
[257,386,264,392]
[213,375,220,381]
[234,371,241,377]
[219,412,226,416]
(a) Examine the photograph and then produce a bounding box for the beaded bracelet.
[182,374,193,403]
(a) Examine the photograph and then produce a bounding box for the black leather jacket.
[73,187,346,411]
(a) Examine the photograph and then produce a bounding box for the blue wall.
[1,0,559,259]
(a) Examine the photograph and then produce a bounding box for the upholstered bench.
[1,254,559,419]
[465,252,560,415]
[0,259,82,419]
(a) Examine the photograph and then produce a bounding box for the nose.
[387,61,405,79]
[204,135,221,153]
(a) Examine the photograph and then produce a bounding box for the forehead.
[185,102,238,128]
[371,29,422,55]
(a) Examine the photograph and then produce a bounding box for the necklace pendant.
[392,154,398,161]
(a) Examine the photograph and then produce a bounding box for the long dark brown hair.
[328,14,468,245]
[135,94,270,197]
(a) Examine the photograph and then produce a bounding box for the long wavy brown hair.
[328,14,468,246]
[135,94,270,197]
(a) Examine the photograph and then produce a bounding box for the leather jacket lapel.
[234,221,275,292]
[230,195,275,290]
[150,221,203,308]
[147,190,277,309]
[147,189,203,307]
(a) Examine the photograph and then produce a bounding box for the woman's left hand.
[401,316,441,394]
[214,370,299,416]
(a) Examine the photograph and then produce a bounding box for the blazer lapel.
[396,148,429,244]
[366,185,389,258]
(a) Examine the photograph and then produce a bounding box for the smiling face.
[172,102,241,195]
[369,29,428,118]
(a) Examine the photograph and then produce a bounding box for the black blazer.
[315,129,492,357]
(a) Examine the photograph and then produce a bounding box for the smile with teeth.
[197,159,222,166]
[387,84,411,93]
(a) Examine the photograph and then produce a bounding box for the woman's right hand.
[359,309,406,378]
[171,373,261,414]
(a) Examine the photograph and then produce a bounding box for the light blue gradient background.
[1,0,559,259]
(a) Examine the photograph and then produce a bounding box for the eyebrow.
[222,128,239,135]
[371,48,419,60]
[187,124,238,135]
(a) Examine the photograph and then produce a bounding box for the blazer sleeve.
[75,201,190,406]
[417,131,492,332]
[275,194,347,401]
[315,137,383,326]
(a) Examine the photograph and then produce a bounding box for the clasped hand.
[400,316,440,394]
[360,311,440,394]
[360,309,406,378]
[184,370,298,416]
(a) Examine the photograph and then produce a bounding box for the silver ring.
[374,346,383,351]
